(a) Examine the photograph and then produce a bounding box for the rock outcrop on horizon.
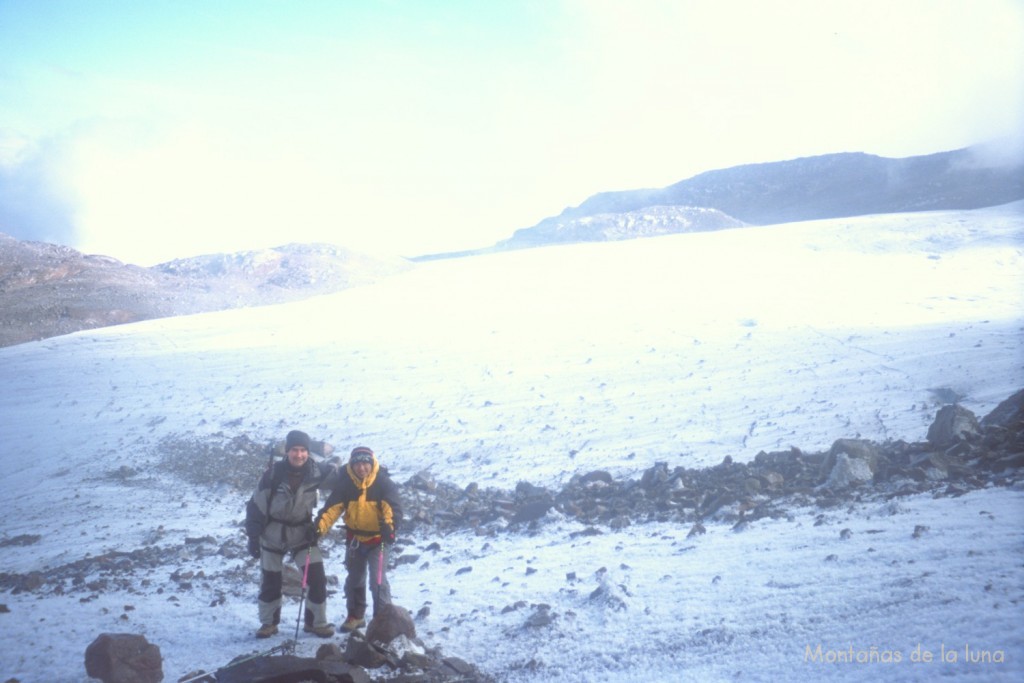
[0,236,410,348]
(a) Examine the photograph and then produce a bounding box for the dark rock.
[501,600,527,614]
[524,604,556,628]
[819,439,879,485]
[909,452,960,480]
[397,649,434,670]
[511,499,552,524]
[84,633,163,683]
[927,405,982,448]
[442,656,477,676]
[366,604,417,645]
[0,534,41,548]
[640,462,670,489]
[408,471,438,492]
[343,633,390,670]
[213,654,368,683]
[393,553,420,567]
[577,470,614,486]
[514,481,549,499]
[992,452,1024,472]
[315,643,346,662]
[981,389,1024,429]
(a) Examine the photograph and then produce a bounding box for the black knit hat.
[285,430,312,451]
[350,446,374,465]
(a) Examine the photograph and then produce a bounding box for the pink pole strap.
[377,544,384,586]
[302,547,312,588]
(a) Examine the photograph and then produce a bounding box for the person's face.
[287,446,309,467]
[351,461,372,480]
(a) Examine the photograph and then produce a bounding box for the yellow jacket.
[315,457,402,543]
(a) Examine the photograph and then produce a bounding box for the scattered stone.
[523,604,557,628]
[501,600,527,614]
[0,534,41,548]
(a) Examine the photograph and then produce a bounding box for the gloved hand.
[247,536,261,559]
[305,523,320,544]
[381,522,395,546]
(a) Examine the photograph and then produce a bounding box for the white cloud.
[1,0,1022,264]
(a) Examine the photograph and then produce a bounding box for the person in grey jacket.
[245,430,339,638]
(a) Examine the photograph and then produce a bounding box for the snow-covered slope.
[1,203,1022,682]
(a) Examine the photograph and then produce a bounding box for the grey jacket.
[245,459,338,554]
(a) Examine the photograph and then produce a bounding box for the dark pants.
[258,545,329,627]
[344,541,391,619]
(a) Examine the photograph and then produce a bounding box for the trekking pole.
[292,545,312,649]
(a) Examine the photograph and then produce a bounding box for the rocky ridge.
[0,234,411,348]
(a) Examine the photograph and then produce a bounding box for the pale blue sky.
[1,0,1022,264]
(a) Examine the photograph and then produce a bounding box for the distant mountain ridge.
[417,145,1024,259]
[4,144,1021,346]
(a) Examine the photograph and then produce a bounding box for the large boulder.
[366,603,417,645]
[84,633,163,683]
[981,389,1024,429]
[927,404,981,448]
[818,439,879,487]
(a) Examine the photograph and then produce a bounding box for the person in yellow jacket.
[314,446,403,632]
